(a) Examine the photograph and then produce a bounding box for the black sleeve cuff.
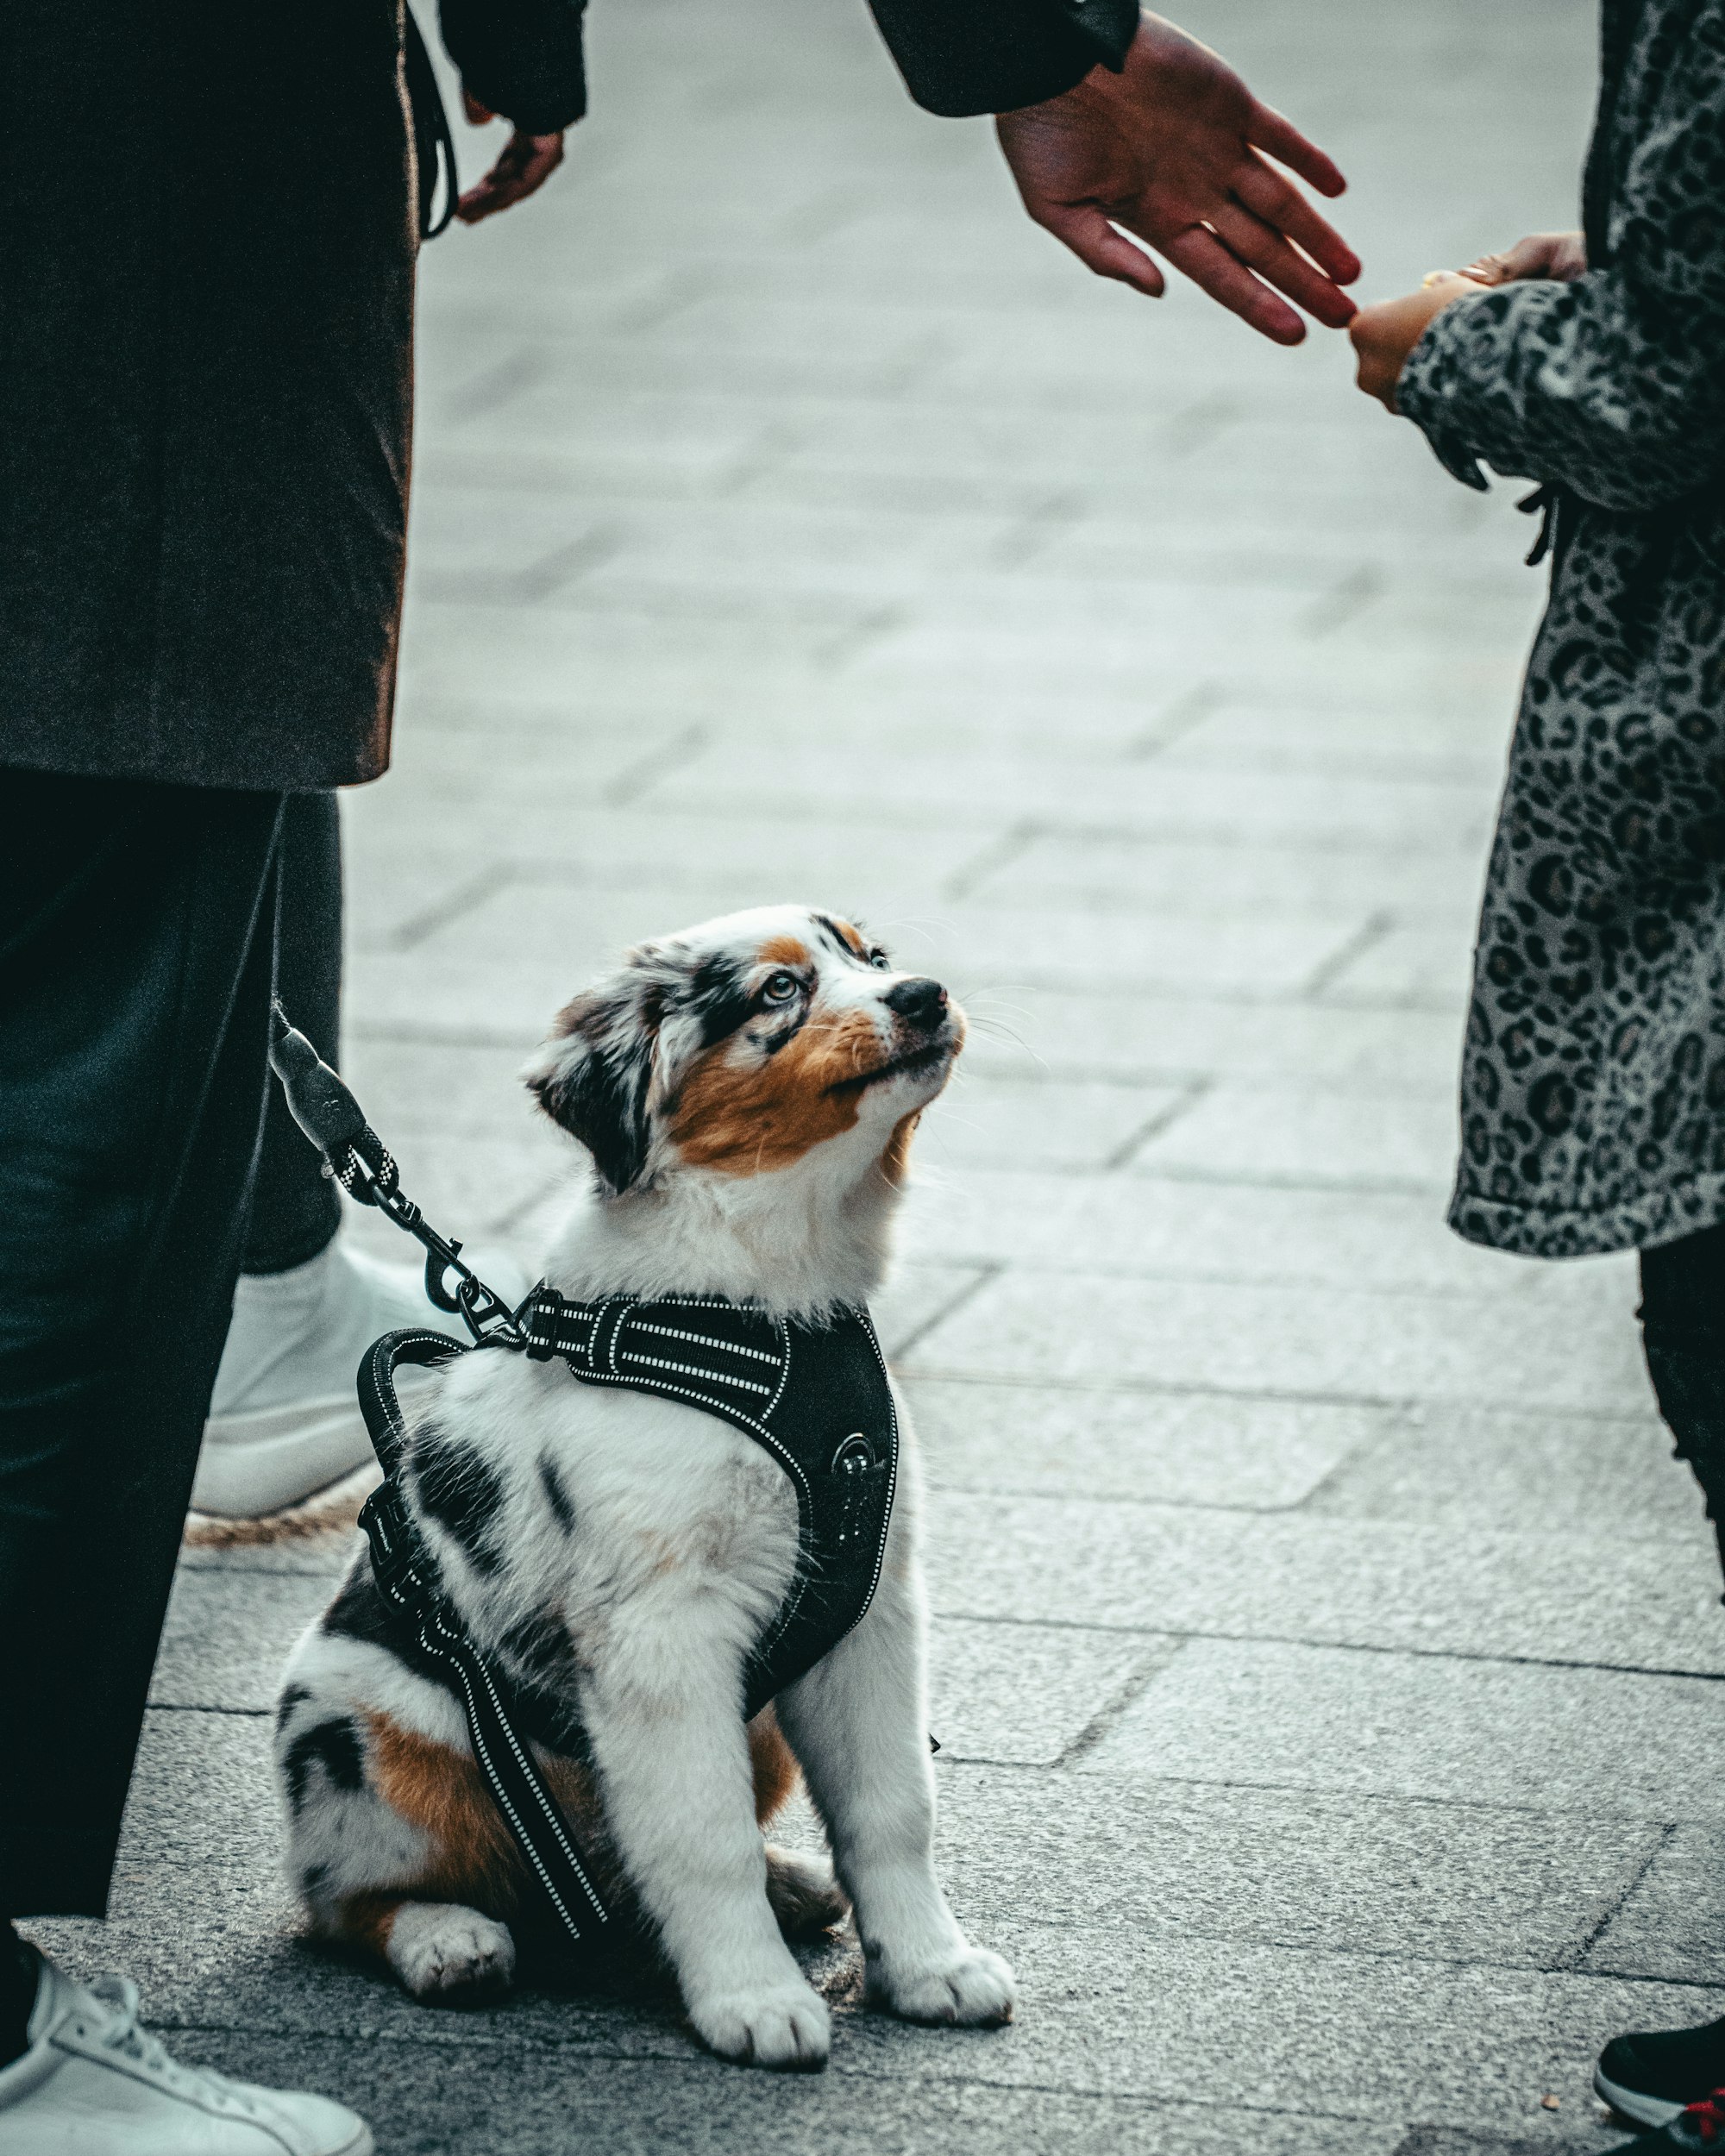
[438,0,588,131]
[868,0,1138,117]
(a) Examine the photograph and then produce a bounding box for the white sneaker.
[0,1949,372,2153]
[196,1233,531,1517]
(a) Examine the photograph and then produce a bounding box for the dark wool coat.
[1399,0,1725,1258]
[0,0,1132,796]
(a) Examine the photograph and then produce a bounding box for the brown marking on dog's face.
[670,1006,886,1175]
[749,1705,800,1826]
[756,935,812,968]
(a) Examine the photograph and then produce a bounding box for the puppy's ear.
[524,972,666,1195]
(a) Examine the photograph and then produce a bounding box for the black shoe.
[1604,2090,1725,2153]
[1597,2022,1725,2129]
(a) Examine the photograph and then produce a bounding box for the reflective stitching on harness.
[616,1351,775,1394]
[628,1321,782,1365]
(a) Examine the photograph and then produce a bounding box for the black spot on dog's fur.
[283,1719,366,1815]
[685,951,756,1047]
[538,1454,576,1535]
[302,1862,330,1896]
[499,1615,591,1756]
[276,1683,311,1731]
[410,1428,506,1576]
[323,1550,398,1650]
[501,1614,579,1687]
[530,1006,656,1195]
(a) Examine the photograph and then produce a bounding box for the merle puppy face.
[524,906,965,1194]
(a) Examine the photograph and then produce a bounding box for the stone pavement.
[34,0,1725,2148]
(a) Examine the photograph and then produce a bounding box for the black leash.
[268,1006,520,1348]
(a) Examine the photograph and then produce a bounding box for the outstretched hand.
[455,90,566,224]
[994,12,1359,345]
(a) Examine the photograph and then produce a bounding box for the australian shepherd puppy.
[275,906,1013,2070]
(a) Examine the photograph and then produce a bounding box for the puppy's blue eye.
[762,971,800,1005]
[869,948,890,970]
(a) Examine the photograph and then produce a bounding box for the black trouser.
[0,773,285,1917]
[1640,1221,1725,1586]
[243,791,343,1275]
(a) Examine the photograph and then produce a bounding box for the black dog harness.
[518,1288,898,1716]
[268,1009,900,1956]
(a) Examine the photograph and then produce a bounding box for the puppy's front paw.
[690,1980,831,2071]
[386,1902,517,2003]
[870,1944,1014,2028]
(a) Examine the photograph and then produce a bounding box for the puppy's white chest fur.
[427,1344,803,1692]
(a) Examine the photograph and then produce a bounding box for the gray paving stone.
[151,1568,333,1710]
[1304,1403,1706,1545]
[644,740,1492,854]
[900,1167,1554,1294]
[826,1922,1702,2131]
[1081,1638,1725,1820]
[922,1497,1725,1676]
[1130,1077,1462,1194]
[1322,924,1479,1012]
[978,831,1490,923]
[899,1268,1652,1417]
[926,1619,1162,1764]
[957,993,1465,1088]
[932,1765,1665,1972]
[1581,1826,1725,1985]
[905,1379,1380,1508]
[912,1075,1194,1174]
[160,2037,1409,2156]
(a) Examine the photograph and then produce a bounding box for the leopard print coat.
[1397,0,1725,1258]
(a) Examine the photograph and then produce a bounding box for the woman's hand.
[995,12,1358,347]
[455,90,566,224]
[1459,230,1587,286]
[1349,271,1482,411]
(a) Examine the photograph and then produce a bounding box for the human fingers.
[1230,149,1359,285]
[1241,97,1347,200]
[1159,222,1307,345]
[1208,198,1357,326]
[1463,231,1586,285]
[455,130,565,222]
[1348,304,1406,408]
[1030,199,1168,297]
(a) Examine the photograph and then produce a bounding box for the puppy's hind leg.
[750,1708,849,1944]
[344,1896,518,2003]
[277,1655,523,2007]
[764,1847,848,1941]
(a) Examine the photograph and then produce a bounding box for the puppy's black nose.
[884,977,948,1029]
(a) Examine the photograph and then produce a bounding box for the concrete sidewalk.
[37,0,1725,2148]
